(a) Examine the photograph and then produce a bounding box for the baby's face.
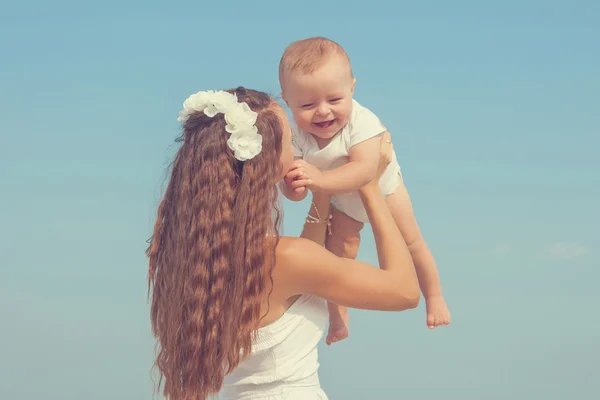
[282,56,355,140]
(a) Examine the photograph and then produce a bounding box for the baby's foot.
[326,309,350,345]
[426,295,451,329]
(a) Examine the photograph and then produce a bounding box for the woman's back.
[219,295,329,400]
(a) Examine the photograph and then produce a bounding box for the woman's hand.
[377,131,393,178]
[363,131,393,192]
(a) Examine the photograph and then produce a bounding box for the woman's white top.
[219,295,329,399]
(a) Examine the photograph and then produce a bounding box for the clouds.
[545,242,591,260]
[490,241,592,260]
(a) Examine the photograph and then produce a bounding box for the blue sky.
[1,0,598,399]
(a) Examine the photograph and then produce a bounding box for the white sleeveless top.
[218,295,329,399]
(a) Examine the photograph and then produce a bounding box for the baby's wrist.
[312,176,327,193]
[281,183,295,198]
[290,192,306,202]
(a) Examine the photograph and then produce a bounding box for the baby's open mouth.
[313,120,335,128]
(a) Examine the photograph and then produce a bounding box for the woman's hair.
[146,87,283,399]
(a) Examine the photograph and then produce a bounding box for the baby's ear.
[351,78,357,93]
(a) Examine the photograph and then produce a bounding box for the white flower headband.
[177,90,263,161]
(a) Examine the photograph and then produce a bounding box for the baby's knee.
[326,229,361,259]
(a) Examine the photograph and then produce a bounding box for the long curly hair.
[146,87,283,399]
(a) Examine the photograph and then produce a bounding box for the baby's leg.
[384,177,422,248]
[385,175,450,328]
[324,206,364,345]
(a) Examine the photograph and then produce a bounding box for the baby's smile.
[312,119,336,129]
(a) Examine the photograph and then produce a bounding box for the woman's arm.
[298,191,331,246]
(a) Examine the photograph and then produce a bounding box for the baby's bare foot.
[326,309,350,345]
[426,295,451,329]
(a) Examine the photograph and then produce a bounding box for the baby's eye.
[301,103,313,108]
[329,98,342,103]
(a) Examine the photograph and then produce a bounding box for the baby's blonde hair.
[278,37,353,87]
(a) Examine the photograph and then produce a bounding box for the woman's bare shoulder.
[275,236,313,263]
[272,235,339,295]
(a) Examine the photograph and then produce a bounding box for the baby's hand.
[425,295,451,329]
[283,170,307,199]
[286,159,325,192]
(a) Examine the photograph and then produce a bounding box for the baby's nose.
[315,104,330,115]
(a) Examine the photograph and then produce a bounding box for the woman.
[147,87,420,400]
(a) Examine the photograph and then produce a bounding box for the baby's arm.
[320,137,380,194]
[289,136,377,195]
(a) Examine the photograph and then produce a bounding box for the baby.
[278,37,451,345]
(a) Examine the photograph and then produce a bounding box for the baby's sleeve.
[291,125,304,158]
[348,105,386,148]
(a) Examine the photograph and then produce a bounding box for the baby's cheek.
[338,106,352,122]
[299,114,313,129]
[338,113,351,126]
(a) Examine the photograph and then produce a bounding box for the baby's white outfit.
[292,99,402,223]
[219,295,328,399]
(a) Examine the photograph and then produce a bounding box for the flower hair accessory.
[177,90,263,161]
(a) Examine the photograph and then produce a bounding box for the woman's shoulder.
[276,236,310,260]
[273,236,340,285]
[274,236,324,276]
[270,236,306,298]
